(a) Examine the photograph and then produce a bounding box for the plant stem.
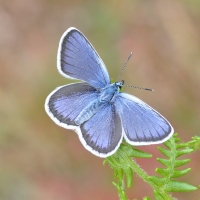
[118,149,174,200]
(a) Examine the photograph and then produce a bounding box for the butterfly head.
[115,80,124,92]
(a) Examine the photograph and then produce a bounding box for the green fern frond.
[149,134,197,199]
[187,136,200,150]
[104,143,152,188]
[104,143,152,200]
[105,134,198,200]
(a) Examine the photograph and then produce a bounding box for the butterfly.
[45,27,174,158]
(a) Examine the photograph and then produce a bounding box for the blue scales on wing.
[115,93,173,144]
[58,28,110,89]
[80,103,123,155]
[47,82,99,126]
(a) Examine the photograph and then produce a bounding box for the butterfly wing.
[45,82,99,128]
[77,103,123,157]
[57,27,110,89]
[115,93,174,145]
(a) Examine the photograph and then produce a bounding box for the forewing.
[78,103,123,157]
[57,27,110,88]
[45,82,99,128]
[115,93,174,145]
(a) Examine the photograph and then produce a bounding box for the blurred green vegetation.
[0,1,200,199]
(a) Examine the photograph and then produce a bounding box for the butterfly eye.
[119,81,124,92]
[115,80,124,87]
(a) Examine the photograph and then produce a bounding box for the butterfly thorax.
[99,82,122,102]
[74,81,123,126]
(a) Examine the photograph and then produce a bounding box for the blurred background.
[0,0,200,199]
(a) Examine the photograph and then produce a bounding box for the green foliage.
[105,134,199,200]
[104,143,152,199]
[187,135,200,150]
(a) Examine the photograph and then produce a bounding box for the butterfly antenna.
[117,52,133,81]
[123,84,154,91]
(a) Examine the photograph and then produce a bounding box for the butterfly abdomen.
[75,83,120,125]
[74,100,106,125]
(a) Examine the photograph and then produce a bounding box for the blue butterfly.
[45,27,174,158]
